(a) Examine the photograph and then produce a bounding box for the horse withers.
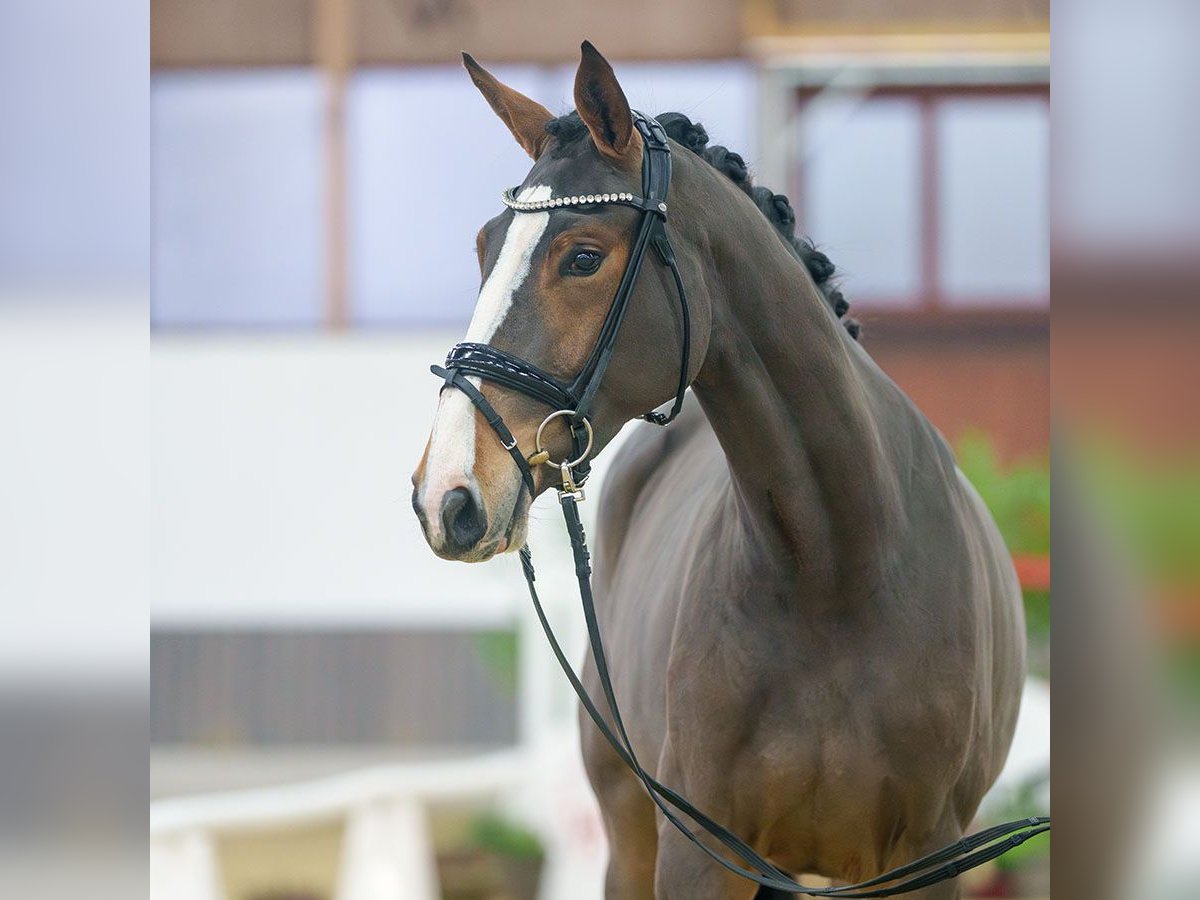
[412,42,1026,900]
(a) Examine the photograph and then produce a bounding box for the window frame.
[791,82,1050,324]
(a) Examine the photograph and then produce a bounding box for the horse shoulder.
[593,398,710,585]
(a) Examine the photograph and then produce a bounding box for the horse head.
[412,42,708,561]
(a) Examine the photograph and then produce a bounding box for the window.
[794,85,1049,312]
[152,71,325,328]
[937,97,1049,305]
[801,95,923,304]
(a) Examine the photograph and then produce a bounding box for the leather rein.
[431,112,1049,895]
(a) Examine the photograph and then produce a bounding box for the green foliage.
[1164,646,1200,716]
[955,434,1052,650]
[473,630,520,697]
[469,811,544,860]
[1023,589,1051,647]
[1080,443,1200,581]
[955,432,1050,556]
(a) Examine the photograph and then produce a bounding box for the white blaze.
[465,184,554,344]
[421,185,553,528]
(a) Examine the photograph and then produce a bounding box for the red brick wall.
[865,315,1049,463]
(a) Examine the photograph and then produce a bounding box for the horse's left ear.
[574,41,638,164]
[462,52,553,160]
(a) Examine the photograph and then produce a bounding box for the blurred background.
[4,0,1197,897]
[145,2,1056,898]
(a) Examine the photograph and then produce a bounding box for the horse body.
[412,43,1027,900]
[582,148,1025,899]
[589,420,1023,897]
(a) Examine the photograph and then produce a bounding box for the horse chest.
[659,582,968,802]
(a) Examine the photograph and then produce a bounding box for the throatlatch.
[431,112,1048,896]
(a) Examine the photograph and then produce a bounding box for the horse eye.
[566,249,604,277]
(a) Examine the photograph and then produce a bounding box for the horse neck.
[688,206,905,588]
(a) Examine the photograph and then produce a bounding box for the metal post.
[150,829,223,900]
[337,798,439,900]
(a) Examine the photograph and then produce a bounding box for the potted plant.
[468,810,545,899]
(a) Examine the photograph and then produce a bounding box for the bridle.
[430,112,1048,895]
[432,111,690,500]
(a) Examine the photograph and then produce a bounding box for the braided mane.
[545,111,861,341]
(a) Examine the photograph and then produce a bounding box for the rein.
[431,112,1049,895]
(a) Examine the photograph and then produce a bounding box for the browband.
[500,187,667,217]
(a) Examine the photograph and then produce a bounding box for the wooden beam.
[919,94,940,311]
[315,0,352,329]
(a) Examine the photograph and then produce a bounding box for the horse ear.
[574,41,637,164]
[462,52,553,160]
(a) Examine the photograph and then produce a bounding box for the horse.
[412,42,1026,900]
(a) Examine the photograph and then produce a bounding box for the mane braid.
[544,111,862,341]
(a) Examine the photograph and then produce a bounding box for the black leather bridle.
[430,112,1049,896]
[432,112,690,500]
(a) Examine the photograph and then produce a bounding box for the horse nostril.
[440,487,487,552]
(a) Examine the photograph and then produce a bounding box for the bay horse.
[412,43,1026,899]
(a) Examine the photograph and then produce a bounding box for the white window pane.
[152,72,325,327]
[0,0,147,288]
[1056,5,1200,250]
[800,96,922,305]
[937,97,1049,304]
[347,67,547,327]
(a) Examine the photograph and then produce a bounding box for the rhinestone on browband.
[501,190,636,212]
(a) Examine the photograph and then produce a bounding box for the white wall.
[151,332,621,629]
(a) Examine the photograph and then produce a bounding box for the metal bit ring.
[534,410,594,470]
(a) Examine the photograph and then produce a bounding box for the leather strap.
[443,343,579,412]
[430,365,536,495]
[568,112,679,426]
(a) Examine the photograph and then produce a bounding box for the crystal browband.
[501,188,666,216]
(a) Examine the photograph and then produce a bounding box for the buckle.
[634,114,669,148]
[558,461,586,502]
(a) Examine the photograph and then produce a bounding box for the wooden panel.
[154,0,743,68]
[151,0,1050,68]
[756,0,1050,34]
[151,630,518,746]
[354,0,743,64]
[152,0,316,67]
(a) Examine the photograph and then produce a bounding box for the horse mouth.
[494,489,531,555]
[447,484,530,562]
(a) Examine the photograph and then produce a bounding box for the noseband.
[431,111,690,496]
[429,113,1048,895]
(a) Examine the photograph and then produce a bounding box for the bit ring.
[534,410,594,469]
